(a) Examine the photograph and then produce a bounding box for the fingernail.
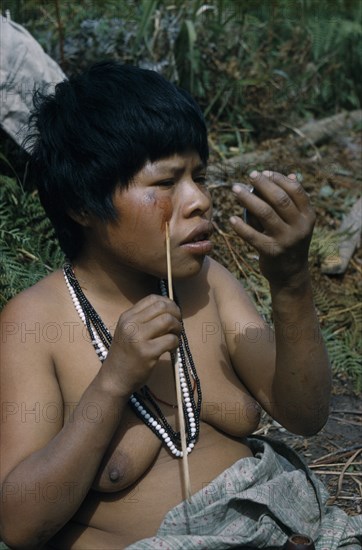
[262,170,273,177]
[232,184,242,193]
[250,170,258,178]
[230,216,237,224]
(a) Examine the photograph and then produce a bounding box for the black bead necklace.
[63,263,202,457]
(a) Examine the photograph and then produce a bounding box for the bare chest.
[53,298,253,416]
[52,295,260,492]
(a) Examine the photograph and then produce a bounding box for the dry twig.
[329,448,362,504]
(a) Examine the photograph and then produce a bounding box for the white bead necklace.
[63,264,201,457]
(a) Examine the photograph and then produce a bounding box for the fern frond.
[0,175,64,308]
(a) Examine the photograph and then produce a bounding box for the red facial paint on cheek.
[157,196,173,232]
[141,192,172,232]
[129,191,154,231]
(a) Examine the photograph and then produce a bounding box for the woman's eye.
[156,180,174,188]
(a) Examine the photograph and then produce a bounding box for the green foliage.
[2,0,360,141]
[322,314,362,393]
[0,172,64,307]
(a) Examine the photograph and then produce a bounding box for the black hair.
[25,61,209,259]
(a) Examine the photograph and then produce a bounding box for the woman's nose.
[180,179,212,218]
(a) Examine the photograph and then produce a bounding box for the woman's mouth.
[180,233,213,255]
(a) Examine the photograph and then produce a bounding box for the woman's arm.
[211,170,331,435]
[0,292,180,549]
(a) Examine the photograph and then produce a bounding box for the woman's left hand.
[230,170,316,287]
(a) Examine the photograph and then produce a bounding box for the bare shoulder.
[204,256,242,286]
[202,256,259,317]
[176,257,262,330]
[1,270,66,483]
[178,256,243,293]
[1,269,68,328]
[0,267,67,371]
[1,268,67,312]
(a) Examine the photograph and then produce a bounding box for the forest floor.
[208,116,362,516]
[258,386,361,516]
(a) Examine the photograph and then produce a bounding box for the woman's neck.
[71,254,160,306]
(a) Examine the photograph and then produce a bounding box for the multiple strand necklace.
[63,263,201,457]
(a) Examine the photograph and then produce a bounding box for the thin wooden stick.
[329,448,362,504]
[165,222,174,301]
[165,222,192,501]
[310,445,362,465]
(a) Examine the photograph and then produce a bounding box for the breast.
[91,407,163,493]
[185,329,262,437]
[201,389,261,436]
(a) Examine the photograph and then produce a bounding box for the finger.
[257,170,311,212]
[148,333,181,358]
[229,214,279,256]
[142,298,181,324]
[145,312,182,340]
[232,184,288,233]
[124,295,181,322]
[246,171,300,224]
[115,309,181,356]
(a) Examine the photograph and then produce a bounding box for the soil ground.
[209,120,362,516]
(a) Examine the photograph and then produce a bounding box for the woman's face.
[83,151,213,280]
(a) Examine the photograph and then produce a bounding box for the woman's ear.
[67,209,92,227]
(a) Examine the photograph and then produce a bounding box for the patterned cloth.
[126,436,362,549]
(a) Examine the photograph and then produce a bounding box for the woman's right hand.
[101,294,181,397]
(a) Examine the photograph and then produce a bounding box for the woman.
[1,61,360,549]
